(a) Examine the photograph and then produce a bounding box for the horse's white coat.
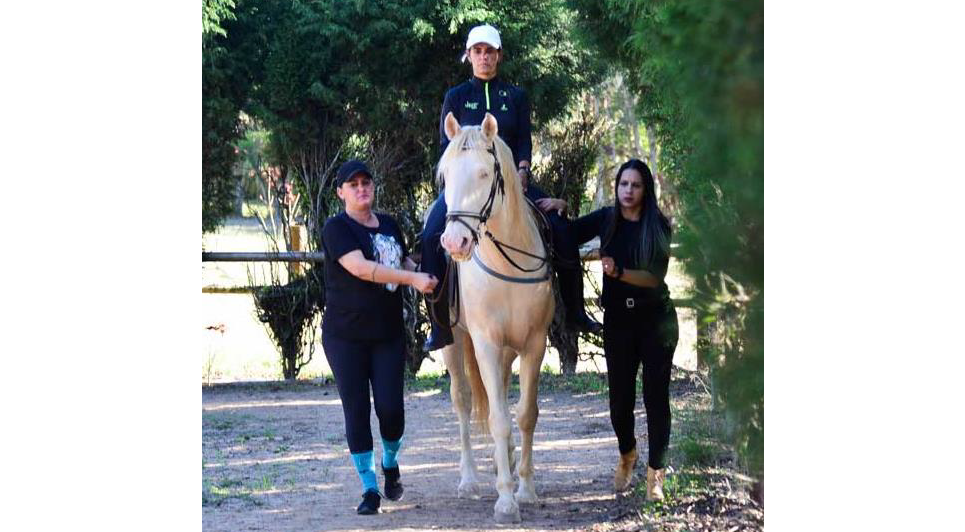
[436,113,555,523]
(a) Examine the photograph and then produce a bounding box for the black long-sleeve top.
[439,76,532,167]
[570,207,671,310]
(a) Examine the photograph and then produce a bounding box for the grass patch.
[678,436,718,467]
[211,419,236,431]
[202,478,265,507]
[255,474,276,492]
[201,286,254,294]
[403,369,610,395]
[234,428,279,445]
[670,401,730,468]
[405,371,449,392]
[539,370,609,394]
[203,379,331,393]
[638,469,711,517]
[204,412,251,432]
[217,478,243,489]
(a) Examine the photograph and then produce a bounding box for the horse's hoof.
[457,481,480,499]
[493,508,521,524]
[494,497,520,523]
[515,488,538,504]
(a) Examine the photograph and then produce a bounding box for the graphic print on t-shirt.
[371,233,402,291]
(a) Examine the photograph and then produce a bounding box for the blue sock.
[381,437,403,469]
[351,451,378,494]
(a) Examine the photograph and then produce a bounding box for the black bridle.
[444,143,551,279]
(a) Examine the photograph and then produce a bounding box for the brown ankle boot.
[613,448,638,492]
[646,466,666,501]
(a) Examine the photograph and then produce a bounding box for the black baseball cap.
[335,160,373,187]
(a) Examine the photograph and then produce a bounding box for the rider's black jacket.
[439,76,532,167]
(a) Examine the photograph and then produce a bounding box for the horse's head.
[437,112,515,261]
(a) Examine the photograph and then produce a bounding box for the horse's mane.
[437,127,542,259]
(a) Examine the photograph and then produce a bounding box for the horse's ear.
[444,112,461,141]
[481,113,498,142]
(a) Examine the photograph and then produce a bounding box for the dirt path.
[203,380,643,531]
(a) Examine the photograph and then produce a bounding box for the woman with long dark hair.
[569,158,679,500]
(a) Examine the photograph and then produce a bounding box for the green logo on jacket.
[464,101,478,110]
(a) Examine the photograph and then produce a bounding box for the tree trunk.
[559,332,579,375]
[622,84,642,159]
[646,124,658,170]
[235,170,245,215]
[282,342,298,381]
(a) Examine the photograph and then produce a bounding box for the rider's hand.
[601,256,619,278]
[535,197,567,216]
[517,167,530,189]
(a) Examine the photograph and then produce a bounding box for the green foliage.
[203,0,237,37]
[206,0,604,371]
[202,41,242,233]
[534,101,606,225]
[233,124,270,203]
[202,0,250,233]
[533,101,607,372]
[251,276,323,381]
[571,0,763,476]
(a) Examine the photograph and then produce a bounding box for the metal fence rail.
[202,252,325,262]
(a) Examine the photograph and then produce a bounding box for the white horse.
[436,112,555,523]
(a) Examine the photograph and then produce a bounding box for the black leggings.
[603,303,679,469]
[322,333,405,454]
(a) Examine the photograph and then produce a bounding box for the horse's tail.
[464,346,490,434]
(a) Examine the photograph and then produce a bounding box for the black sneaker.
[383,466,404,501]
[357,489,381,515]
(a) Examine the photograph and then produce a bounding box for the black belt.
[602,295,666,310]
[623,297,649,309]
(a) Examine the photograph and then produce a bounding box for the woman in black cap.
[419,24,601,352]
[321,159,438,515]
[568,159,678,500]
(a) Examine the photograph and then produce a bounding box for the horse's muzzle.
[441,224,474,261]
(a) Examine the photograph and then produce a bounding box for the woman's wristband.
[615,265,624,279]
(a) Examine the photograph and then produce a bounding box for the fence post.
[290,225,303,278]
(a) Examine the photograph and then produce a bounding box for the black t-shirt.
[439,77,532,166]
[321,211,408,342]
[570,207,671,311]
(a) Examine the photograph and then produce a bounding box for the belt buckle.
[625,297,635,309]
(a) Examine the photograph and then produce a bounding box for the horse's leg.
[473,339,521,523]
[442,331,482,498]
[514,341,546,504]
[493,348,517,477]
